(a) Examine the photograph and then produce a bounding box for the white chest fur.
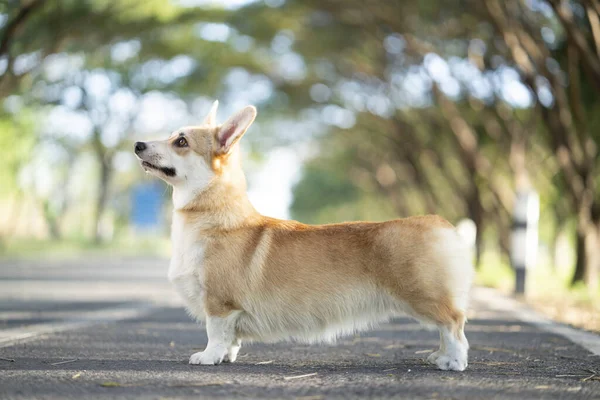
[168,212,207,320]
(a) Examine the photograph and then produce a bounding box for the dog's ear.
[203,100,219,127]
[215,105,256,154]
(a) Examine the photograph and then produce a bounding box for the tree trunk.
[42,200,61,240]
[465,184,484,267]
[0,0,47,58]
[571,220,600,290]
[93,155,112,244]
[550,225,564,271]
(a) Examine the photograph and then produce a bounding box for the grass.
[526,262,600,332]
[475,251,600,332]
[0,235,170,260]
[474,252,515,292]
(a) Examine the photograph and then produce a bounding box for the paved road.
[0,258,599,399]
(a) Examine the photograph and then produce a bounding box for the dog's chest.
[168,214,207,314]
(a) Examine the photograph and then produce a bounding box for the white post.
[511,190,539,294]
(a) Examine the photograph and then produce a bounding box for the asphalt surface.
[0,257,599,399]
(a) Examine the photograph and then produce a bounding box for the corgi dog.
[134,101,474,371]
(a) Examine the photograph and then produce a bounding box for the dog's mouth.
[141,161,176,177]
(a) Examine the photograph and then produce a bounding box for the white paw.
[435,354,468,371]
[426,350,441,364]
[223,346,240,363]
[189,349,226,365]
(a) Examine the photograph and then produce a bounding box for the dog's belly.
[234,284,407,343]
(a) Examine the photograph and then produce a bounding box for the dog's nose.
[134,141,147,154]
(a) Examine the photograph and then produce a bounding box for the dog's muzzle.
[134,141,147,154]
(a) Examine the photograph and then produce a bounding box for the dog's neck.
[172,170,260,232]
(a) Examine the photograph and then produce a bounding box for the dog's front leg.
[189,311,240,365]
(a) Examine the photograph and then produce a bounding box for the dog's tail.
[431,227,475,316]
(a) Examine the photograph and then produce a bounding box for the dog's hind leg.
[427,315,469,371]
[422,228,472,371]
[408,296,469,371]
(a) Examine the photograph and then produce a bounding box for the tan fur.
[135,104,473,370]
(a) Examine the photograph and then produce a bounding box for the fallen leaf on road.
[295,396,323,400]
[415,349,434,354]
[169,381,229,387]
[535,385,550,389]
[71,373,81,379]
[365,353,381,357]
[100,382,122,387]
[581,369,600,382]
[99,381,151,388]
[50,359,78,366]
[284,373,318,381]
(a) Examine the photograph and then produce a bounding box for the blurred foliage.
[0,0,599,292]
[0,110,35,193]
[250,0,600,289]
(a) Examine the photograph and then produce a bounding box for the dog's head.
[134,101,256,195]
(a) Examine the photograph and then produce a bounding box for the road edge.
[472,287,600,356]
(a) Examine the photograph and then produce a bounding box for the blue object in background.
[131,182,165,231]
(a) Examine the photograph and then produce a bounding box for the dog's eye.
[175,137,188,148]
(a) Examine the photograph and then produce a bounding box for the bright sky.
[247,147,302,219]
